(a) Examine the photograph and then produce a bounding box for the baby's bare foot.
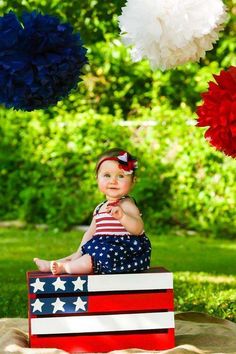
[50,261,66,275]
[34,258,51,272]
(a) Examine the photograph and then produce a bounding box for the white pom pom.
[118,0,227,70]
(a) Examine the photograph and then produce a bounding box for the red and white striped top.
[94,212,132,236]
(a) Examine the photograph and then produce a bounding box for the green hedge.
[1,104,236,236]
[0,1,236,236]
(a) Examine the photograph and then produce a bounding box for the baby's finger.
[106,206,112,213]
[111,207,120,216]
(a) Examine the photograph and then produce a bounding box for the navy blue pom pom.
[0,11,88,111]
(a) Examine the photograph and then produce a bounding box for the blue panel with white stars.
[30,295,88,315]
[29,276,88,294]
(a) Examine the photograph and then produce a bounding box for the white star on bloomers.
[72,277,86,291]
[30,278,45,293]
[51,298,66,313]
[52,277,66,291]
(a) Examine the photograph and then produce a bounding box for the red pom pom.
[196,66,236,157]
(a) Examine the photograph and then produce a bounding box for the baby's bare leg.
[34,251,82,272]
[33,258,51,272]
[70,251,83,261]
[51,254,93,275]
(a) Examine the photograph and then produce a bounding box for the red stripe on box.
[30,328,175,352]
[88,290,174,313]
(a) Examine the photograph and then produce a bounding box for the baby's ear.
[132,176,137,184]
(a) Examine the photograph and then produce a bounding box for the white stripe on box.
[31,311,175,335]
[87,272,173,292]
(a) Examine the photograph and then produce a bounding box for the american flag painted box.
[27,268,175,353]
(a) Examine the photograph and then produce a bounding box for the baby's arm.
[75,217,96,254]
[34,216,96,272]
[107,199,144,235]
[55,217,96,262]
[49,218,96,275]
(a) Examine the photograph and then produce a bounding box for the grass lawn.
[0,227,235,321]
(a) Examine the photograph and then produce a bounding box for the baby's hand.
[106,205,124,220]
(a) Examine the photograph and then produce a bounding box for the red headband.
[96,152,138,175]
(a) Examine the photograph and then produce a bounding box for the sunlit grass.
[174,271,236,322]
[0,228,235,321]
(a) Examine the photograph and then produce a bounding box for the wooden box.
[27,267,175,353]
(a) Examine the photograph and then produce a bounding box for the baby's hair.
[96,148,137,178]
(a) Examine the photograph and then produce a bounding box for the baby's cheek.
[98,179,107,192]
[122,180,132,192]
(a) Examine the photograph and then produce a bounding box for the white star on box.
[51,298,66,313]
[30,278,45,293]
[73,297,87,311]
[31,299,44,312]
[72,277,86,291]
[52,277,66,291]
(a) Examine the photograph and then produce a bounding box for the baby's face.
[97,160,134,201]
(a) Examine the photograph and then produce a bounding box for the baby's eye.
[118,174,124,179]
[104,173,110,178]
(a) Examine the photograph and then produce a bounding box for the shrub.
[0,1,236,236]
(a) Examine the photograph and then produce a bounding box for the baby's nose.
[110,176,118,183]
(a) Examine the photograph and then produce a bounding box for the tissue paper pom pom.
[197,67,236,158]
[118,0,227,70]
[0,11,88,111]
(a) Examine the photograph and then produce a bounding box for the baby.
[34,148,151,274]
